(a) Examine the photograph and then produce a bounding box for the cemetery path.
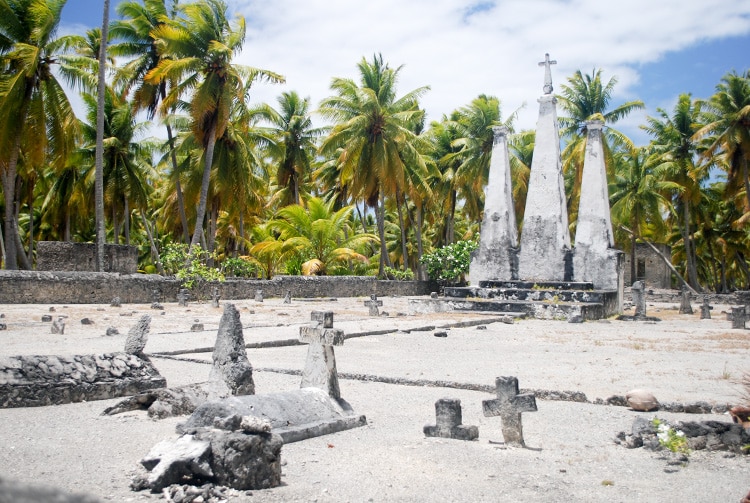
[0,296,748,501]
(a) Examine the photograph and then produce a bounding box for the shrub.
[221,256,257,278]
[420,240,478,282]
[160,243,225,289]
[383,267,414,281]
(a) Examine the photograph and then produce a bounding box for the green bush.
[221,257,257,278]
[420,240,478,282]
[161,243,225,289]
[383,266,414,281]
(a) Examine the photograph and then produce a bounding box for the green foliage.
[161,243,224,289]
[383,267,414,281]
[421,240,478,282]
[285,255,304,276]
[652,418,690,456]
[221,257,257,278]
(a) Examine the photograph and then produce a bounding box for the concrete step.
[477,280,595,290]
[445,286,611,304]
[409,296,606,320]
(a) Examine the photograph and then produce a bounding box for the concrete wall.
[623,243,672,289]
[36,241,138,274]
[0,271,435,304]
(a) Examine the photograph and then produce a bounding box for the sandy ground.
[0,295,749,502]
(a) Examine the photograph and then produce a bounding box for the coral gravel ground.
[0,296,748,502]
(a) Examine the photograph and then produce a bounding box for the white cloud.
[230,0,750,135]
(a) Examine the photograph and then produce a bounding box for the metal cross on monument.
[538,53,557,94]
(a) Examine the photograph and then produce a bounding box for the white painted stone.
[469,126,518,285]
[518,94,570,281]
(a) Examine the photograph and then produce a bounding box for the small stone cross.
[151,289,161,304]
[299,311,345,398]
[482,376,537,447]
[364,294,383,316]
[255,289,263,303]
[700,296,711,320]
[177,288,190,307]
[424,398,478,441]
[538,53,557,94]
[51,316,65,335]
[211,287,221,308]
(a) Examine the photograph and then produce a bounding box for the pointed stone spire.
[518,61,570,281]
[573,120,623,291]
[469,126,518,284]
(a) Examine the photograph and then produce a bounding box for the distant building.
[623,243,672,289]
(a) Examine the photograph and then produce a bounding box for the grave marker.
[424,398,478,441]
[731,306,747,329]
[299,311,344,399]
[632,281,646,318]
[177,288,190,307]
[679,285,693,314]
[283,290,292,304]
[51,316,65,334]
[211,287,221,308]
[364,294,383,316]
[700,297,711,320]
[255,290,263,303]
[482,376,537,447]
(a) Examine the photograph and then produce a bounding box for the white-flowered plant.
[652,418,690,455]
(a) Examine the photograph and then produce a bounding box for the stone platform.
[410,281,619,320]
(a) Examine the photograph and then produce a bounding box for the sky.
[59,0,750,146]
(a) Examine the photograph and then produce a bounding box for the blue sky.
[60,0,750,147]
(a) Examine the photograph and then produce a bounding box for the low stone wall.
[36,241,138,274]
[0,270,435,304]
[0,352,166,408]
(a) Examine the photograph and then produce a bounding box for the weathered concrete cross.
[424,398,478,441]
[364,294,383,316]
[482,376,537,447]
[299,311,345,399]
[538,53,557,94]
[210,287,221,308]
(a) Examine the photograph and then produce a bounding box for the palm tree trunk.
[190,123,217,254]
[415,203,425,280]
[395,188,408,271]
[164,120,190,245]
[376,188,392,276]
[0,223,5,267]
[630,233,637,284]
[681,200,700,290]
[95,0,110,272]
[112,205,119,245]
[27,198,34,268]
[207,199,218,267]
[13,221,31,270]
[124,196,130,246]
[64,208,71,242]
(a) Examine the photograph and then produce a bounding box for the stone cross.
[364,294,383,316]
[482,376,537,447]
[151,289,161,304]
[424,398,478,441]
[177,288,190,307]
[731,306,747,329]
[679,285,693,314]
[700,296,711,320]
[538,53,557,94]
[299,311,345,399]
[211,287,221,308]
[632,281,647,318]
[283,290,292,304]
[255,290,263,303]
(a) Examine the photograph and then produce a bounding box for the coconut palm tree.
[109,0,193,244]
[145,0,283,253]
[695,70,750,223]
[557,69,644,224]
[319,54,429,276]
[642,94,709,290]
[264,91,327,208]
[268,196,378,276]
[0,0,79,269]
[609,146,676,283]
